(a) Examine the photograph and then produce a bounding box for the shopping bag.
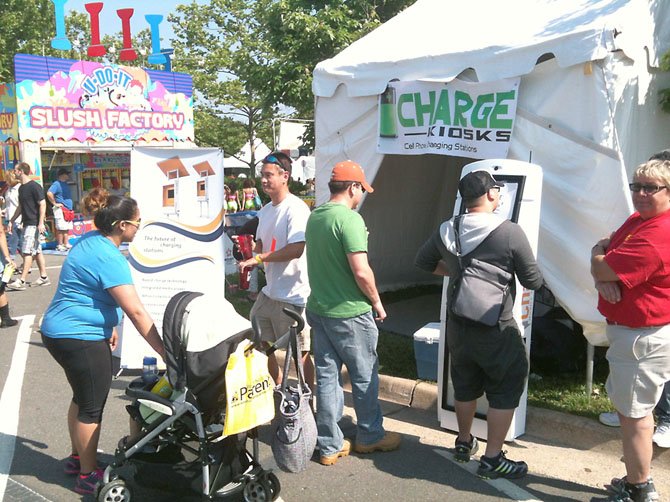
[62,207,75,222]
[223,341,275,436]
[271,327,317,473]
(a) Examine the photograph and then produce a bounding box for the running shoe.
[652,422,670,448]
[6,279,26,291]
[605,477,659,502]
[64,454,80,475]
[74,468,104,495]
[32,276,51,287]
[453,435,479,463]
[477,450,528,479]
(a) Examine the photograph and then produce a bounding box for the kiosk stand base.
[439,390,528,441]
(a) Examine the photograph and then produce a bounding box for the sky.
[65,0,191,45]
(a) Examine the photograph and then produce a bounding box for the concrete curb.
[275,351,670,469]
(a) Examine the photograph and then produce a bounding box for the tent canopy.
[314,0,659,98]
[224,137,271,174]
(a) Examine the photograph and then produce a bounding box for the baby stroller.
[96,291,280,502]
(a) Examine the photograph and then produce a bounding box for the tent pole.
[586,342,595,399]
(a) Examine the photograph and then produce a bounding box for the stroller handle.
[281,307,305,333]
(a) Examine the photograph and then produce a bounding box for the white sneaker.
[653,422,670,448]
[56,245,67,252]
[599,411,621,427]
[7,278,26,291]
[33,276,51,287]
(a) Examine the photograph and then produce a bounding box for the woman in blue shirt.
[41,193,165,495]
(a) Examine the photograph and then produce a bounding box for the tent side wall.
[359,154,469,290]
[314,55,645,345]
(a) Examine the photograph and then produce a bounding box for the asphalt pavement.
[1,253,669,502]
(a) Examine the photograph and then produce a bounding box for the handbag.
[62,207,75,222]
[253,194,262,210]
[450,216,513,327]
[270,328,317,473]
[222,341,275,436]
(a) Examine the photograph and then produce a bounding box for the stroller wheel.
[242,477,272,502]
[262,472,281,501]
[97,478,132,502]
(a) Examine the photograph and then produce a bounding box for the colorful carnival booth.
[3,53,231,370]
[2,53,196,247]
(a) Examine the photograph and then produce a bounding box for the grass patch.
[527,375,612,419]
[381,284,441,304]
[377,330,417,380]
[226,282,614,418]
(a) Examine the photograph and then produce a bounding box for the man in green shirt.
[305,160,401,466]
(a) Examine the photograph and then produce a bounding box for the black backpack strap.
[453,215,464,269]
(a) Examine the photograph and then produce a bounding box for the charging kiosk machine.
[437,159,543,440]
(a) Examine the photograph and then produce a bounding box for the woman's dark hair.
[243,178,255,189]
[93,194,138,235]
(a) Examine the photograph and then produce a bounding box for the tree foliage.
[660,50,670,114]
[258,0,413,117]
[0,0,415,154]
[0,0,56,82]
[169,0,414,153]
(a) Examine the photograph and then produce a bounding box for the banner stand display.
[116,148,225,370]
[437,159,542,440]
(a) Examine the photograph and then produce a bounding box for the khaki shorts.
[605,323,670,418]
[250,291,311,352]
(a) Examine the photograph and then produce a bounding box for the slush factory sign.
[377,78,520,159]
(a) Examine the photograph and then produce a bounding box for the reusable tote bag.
[223,341,275,436]
[450,216,513,327]
[271,331,317,472]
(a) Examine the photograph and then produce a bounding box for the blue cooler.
[413,323,441,381]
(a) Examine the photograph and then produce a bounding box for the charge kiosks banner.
[118,148,225,369]
[377,79,520,159]
[437,159,542,440]
[14,54,194,143]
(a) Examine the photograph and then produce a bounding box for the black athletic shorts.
[446,318,529,409]
[41,333,113,424]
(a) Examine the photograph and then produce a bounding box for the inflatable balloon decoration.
[50,0,173,69]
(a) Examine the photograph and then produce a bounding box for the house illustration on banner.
[157,156,190,216]
[193,160,215,218]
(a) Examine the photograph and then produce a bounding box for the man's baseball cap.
[57,168,70,176]
[458,170,504,199]
[330,160,374,193]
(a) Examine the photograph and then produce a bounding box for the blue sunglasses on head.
[262,154,287,170]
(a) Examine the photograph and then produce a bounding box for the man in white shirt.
[238,151,314,390]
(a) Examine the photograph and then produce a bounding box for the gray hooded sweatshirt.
[415,212,543,323]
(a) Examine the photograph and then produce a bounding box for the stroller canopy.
[163,291,252,398]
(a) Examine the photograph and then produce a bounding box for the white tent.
[291,155,316,182]
[224,137,272,175]
[312,0,670,344]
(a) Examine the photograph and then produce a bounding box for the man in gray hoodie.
[415,170,543,480]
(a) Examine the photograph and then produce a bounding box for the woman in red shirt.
[591,159,670,502]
